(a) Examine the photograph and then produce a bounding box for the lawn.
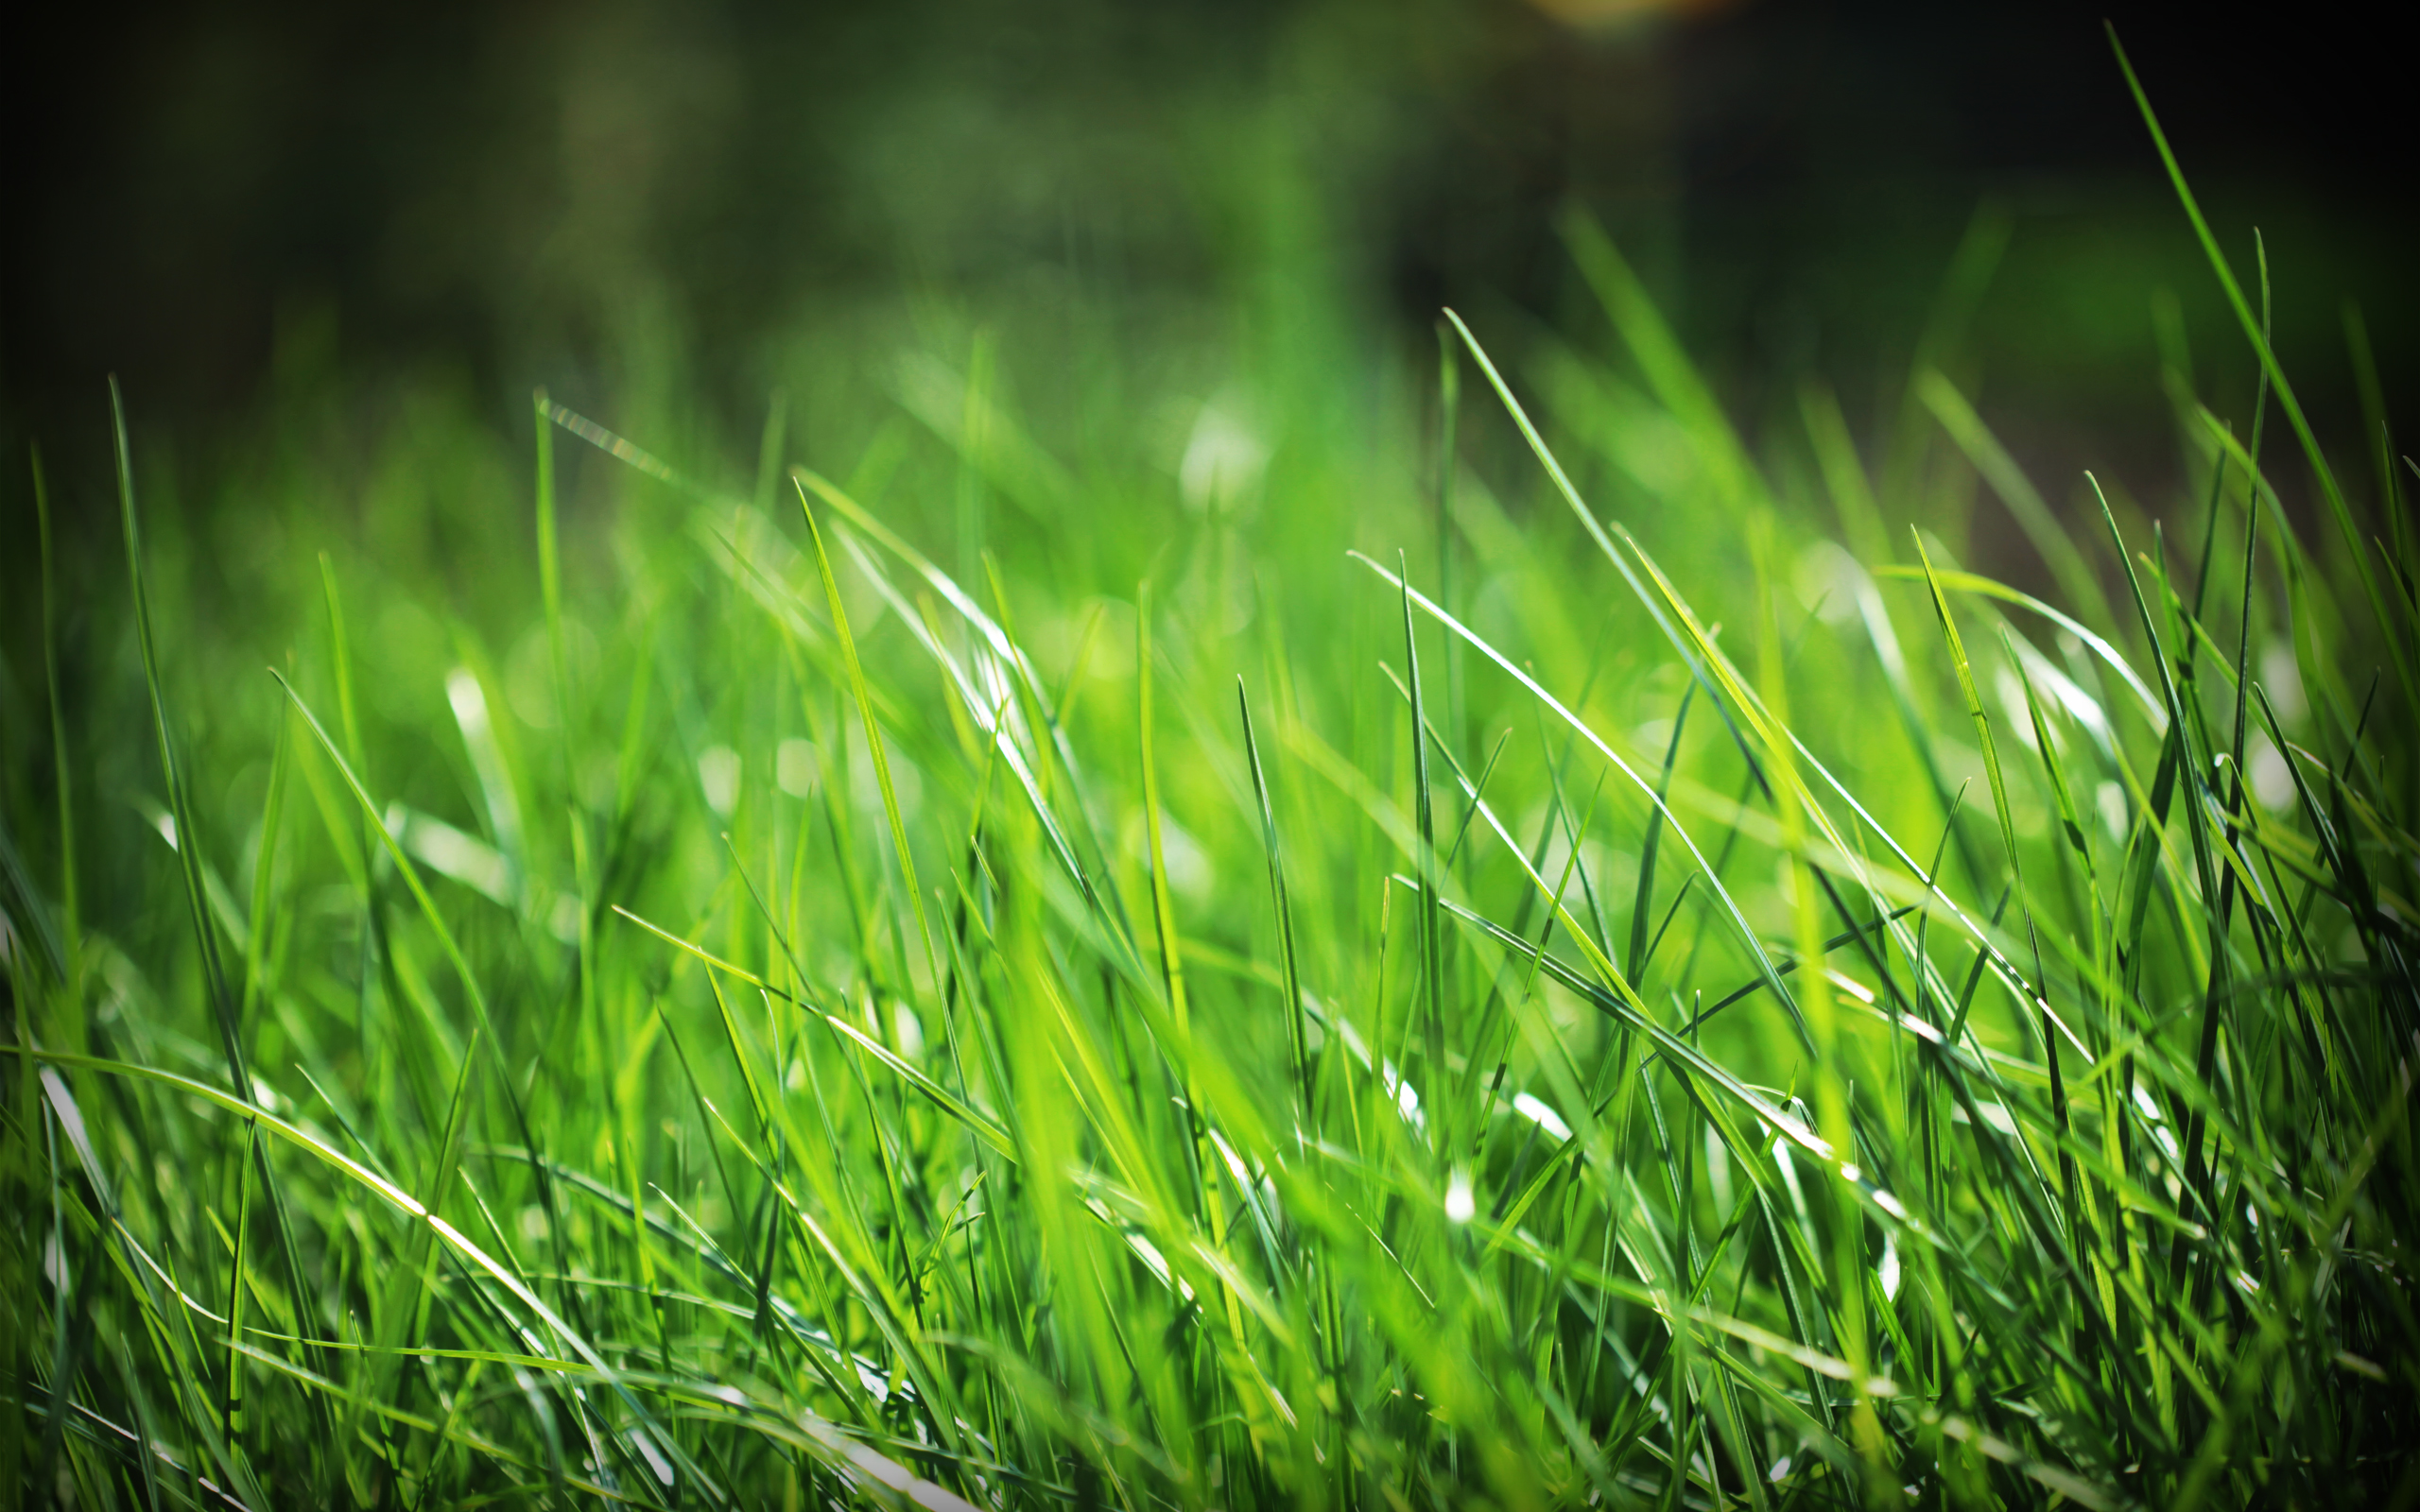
[3,44,2413,1510]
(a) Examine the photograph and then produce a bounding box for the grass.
[5,49,2416,1509]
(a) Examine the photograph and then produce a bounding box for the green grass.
[5,59,2416,1509]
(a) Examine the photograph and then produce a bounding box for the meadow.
[3,45,2414,1509]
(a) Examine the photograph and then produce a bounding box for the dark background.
[5,0,2413,506]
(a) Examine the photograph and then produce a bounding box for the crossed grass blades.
[5,37,2414,1510]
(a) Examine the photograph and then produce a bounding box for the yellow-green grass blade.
[796,477,945,1004]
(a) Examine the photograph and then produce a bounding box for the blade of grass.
[2109,26,2415,715]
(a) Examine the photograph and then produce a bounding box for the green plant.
[4,44,2412,1509]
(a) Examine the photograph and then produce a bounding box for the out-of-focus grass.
[4,53,2414,1509]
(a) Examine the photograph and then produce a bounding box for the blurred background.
[3,0,2413,669]
[9,0,2413,446]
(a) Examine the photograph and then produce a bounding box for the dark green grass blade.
[0,819,65,990]
[1236,680,1310,1125]
[33,444,79,961]
[1629,682,1694,984]
[115,379,249,1100]
[2109,26,2414,715]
